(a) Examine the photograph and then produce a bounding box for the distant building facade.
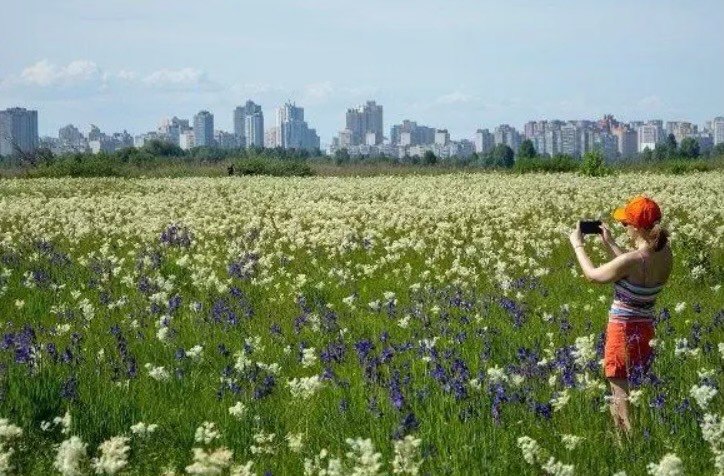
[0,107,38,156]
[235,100,263,148]
[345,101,383,145]
[193,110,214,147]
[493,124,521,151]
[474,129,494,154]
[713,117,724,145]
[276,102,320,152]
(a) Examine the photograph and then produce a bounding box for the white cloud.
[142,68,205,87]
[303,81,335,102]
[638,95,663,110]
[116,70,139,81]
[229,82,279,96]
[436,91,477,105]
[20,59,101,87]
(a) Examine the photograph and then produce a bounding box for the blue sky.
[1,0,722,146]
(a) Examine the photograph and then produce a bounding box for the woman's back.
[623,243,673,288]
[609,244,672,322]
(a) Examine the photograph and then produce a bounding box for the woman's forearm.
[603,239,625,257]
[573,246,595,279]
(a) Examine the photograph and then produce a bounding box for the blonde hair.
[642,222,669,252]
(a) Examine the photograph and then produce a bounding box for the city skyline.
[4,102,722,162]
[2,1,723,147]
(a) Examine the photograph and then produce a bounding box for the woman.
[569,195,672,435]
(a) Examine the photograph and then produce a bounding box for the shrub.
[579,150,612,177]
[233,157,314,177]
[514,155,579,173]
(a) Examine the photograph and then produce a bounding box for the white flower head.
[91,435,130,475]
[646,453,684,476]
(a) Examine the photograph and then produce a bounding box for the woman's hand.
[569,223,583,248]
[600,223,613,243]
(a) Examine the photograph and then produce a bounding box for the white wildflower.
[54,436,88,476]
[186,345,203,361]
[572,334,596,367]
[551,389,571,412]
[541,457,575,476]
[392,435,422,475]
[699,413,724,475]
[628,389,644,407]
[690,384,718,410]
[185,446,233,475]
[646,453,684,476]
[486,365,509,384]
[286,432,304,453]
[0,418,23,441]
[301,347,318,368]
[91,435,130,475]
[345,437,383,476]
[145,363,171,381]
[561,434,583,451]
[54,411,72,435]
[674,302,686,313]
[194,422,220,445]
[517,436,544,465]
[288,376,323,400]
[228,402,247,420]
[250,430,276,455]
[130,422,158,438]
[230,460,255,476]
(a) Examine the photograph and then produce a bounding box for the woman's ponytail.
[648,222,669,252]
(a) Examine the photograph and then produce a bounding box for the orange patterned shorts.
[604,320,655,379]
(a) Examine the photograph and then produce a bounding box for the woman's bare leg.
[608,378,632,433]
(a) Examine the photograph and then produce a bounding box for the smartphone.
[579,220,602,235]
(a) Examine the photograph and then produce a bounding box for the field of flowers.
[0,172,722,475]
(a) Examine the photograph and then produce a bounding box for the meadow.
[0,172,722,475]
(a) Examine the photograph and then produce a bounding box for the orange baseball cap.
[612,195,661,229]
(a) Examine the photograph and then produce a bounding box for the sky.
[1,0,723,147]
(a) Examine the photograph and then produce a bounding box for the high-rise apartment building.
[276,102,320,152]
[434,129,450,146]
[234,101,263,148]
[713,117,724,145]
[473,129,494,154]
[543,129,562,156]
[345,101,383,146]
[158,116,190,145]
[593,132,619,162]
[390,120,435,146]
[264,127,279,148]
[613,125,638,158]
[245,109,264,148]
[0,107,38,156]
[193,110,214,147]
[493,124,521,151]
[638,122,662,152]
[58,124,88,153]
[560,124,581,157]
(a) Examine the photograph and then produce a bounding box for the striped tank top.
[609,250,664,323]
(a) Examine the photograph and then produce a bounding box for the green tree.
[641,146,654,162]
[143,139,184,157]
[422,150,438,165]
[580,150,611,177]
[517,139,537,159]
[666,133,677,151]
[678,137,700,159]
[491,144,514,168]
[653,143,669,161]
[334,148,350,165]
